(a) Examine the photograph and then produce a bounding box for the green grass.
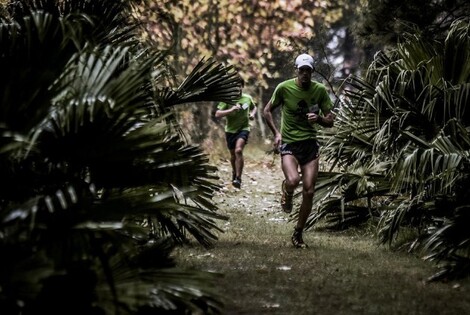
[174,150,470,315]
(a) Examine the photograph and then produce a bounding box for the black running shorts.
[279,139,319,166]
[225,130,250,150]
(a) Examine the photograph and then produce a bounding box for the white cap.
[295,53,314,69]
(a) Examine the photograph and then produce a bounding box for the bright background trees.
[136,0,360,146]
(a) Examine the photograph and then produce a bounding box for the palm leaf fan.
[158,57,241,107]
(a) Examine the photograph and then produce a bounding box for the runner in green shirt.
[215,81,257,188]
[263,53,335,248]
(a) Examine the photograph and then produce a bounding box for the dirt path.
[176,155,470,315]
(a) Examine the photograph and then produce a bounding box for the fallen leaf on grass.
[276,266,292,271]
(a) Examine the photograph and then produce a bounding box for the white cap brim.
[296,62,313,69]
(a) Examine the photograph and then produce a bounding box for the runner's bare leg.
[297,157,319,229]
[234,138,246,179]
[281,154,300,193]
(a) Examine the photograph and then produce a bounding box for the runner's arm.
[249,106,257,120]
[263,100,282,148]
[215,104,242,118]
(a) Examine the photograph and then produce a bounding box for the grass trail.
[175,154,470,315]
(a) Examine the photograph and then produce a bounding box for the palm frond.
[423,205,470,281]
[158,57,241,107]
[443,19,470,84]
[321,19,470,281]
[305,163,392,230]
[377,192,427,245]
[0,10,77,133]
[1,1,230,313]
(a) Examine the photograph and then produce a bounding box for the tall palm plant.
[0,0,239,313]
[310,18,470,281]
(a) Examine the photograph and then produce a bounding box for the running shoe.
[232,177,241,189]
[291,228,308,249]
[281,180,293,213]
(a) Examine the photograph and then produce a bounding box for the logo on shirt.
[296,100,309,118]
[296,100,319,120]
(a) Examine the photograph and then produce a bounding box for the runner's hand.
[274,133,282,153]
[307,112,320,123]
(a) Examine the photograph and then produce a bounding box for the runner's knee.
[286,176,301,187]
[302,188,314,199]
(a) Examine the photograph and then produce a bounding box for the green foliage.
[0,0,240,313]
[311,18,470,281]
[354,0,470,48]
